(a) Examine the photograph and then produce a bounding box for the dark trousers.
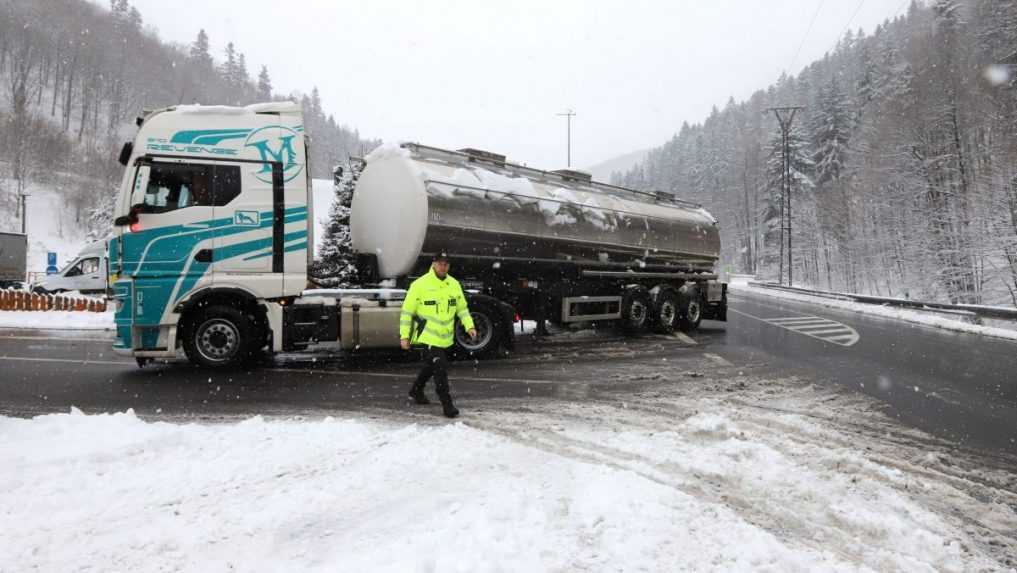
[411,347,452,401]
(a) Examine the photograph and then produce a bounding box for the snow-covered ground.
[1,181,95,277]
[2,374,1015,571]
[0,308,114,330]
[732,281,1017,342]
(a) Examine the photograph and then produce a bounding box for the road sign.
[46,252,58,275]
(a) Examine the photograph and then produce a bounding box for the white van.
[34,241,108,294]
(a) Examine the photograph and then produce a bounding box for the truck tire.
[652,287,679,334]
[182,305,261,368]
[453,304,503,359]
[678,287,703,332]
[619,288,652,335]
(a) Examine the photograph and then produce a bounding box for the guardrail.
[747,282,1017,322]
[0,289,108,312]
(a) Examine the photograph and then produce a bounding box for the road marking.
[0,355,132,366]
[673,332,698,345]
[767,317,831,325]
[704,353,733,367]
[729,307,860,347]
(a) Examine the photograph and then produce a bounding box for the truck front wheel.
[182,305,260,368]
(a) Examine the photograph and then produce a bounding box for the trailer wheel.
[182,305,260,368]
[652,288,679,334]
[453,305,502,358]
[620,288,652,335]
[678,288,703,332]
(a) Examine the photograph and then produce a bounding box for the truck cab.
[109,102,313,364]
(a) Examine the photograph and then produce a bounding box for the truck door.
[119,159,217,327]
[209,159,282,297]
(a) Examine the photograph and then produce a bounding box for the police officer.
[400,250,477,418]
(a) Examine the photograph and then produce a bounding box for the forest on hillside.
[616,0,1017,306]
[0,0,374,239]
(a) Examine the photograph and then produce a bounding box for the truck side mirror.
[118,142,133,166]
[114,204,144,227]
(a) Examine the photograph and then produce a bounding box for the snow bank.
[0,309,114,330]
[734,283,1017,342]
[3,409,983,572]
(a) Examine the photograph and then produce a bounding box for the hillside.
[585,148,650,183]
[615,0,1017,307]
[0,0,376,244]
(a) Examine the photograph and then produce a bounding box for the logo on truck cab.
[244,126,304,183]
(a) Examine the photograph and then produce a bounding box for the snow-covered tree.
[256,66,273,101]
[84,190,116,242]
[313,161,363,286]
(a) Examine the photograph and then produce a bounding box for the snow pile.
[2,408,1006,571]
[0,309,114,330]
[735,283,1017,342]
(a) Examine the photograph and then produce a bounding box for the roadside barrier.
[0,289,108,313]
[747,282,1017,323]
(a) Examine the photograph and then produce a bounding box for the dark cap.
[432,250,450,262]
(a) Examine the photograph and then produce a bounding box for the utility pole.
[557,109,576,167]
[19,192,29,235]
[766,106,804,286]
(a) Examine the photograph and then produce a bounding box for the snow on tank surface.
[353,142,720,278]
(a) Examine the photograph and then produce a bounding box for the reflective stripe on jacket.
[399,268,475,348]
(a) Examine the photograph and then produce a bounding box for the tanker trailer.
[351,142,727,354]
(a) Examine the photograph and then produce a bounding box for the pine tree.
[221,42,238,92]
[313,161,363,286]
[189,29,212,68]
[256,65,272,101]
[812,77,851,186]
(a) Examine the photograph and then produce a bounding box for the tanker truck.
[108,101,726,368]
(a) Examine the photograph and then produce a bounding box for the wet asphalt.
[1,288,1015,453]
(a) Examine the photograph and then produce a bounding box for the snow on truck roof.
[364,142,719,226]
[141,101,302,122]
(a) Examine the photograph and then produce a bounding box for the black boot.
[441,396,459,418]
[408,385,430,405]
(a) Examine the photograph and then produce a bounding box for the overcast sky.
[127,0,907,170]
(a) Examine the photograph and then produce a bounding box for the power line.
[838,0,867,45]
[789,0,826,73]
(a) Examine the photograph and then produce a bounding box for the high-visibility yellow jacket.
[400,268,475,348]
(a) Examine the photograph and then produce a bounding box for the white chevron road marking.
[730,309,861,347]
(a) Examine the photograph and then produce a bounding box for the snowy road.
[725,289,1017,453]
[2,295,1017,570]
[2,340,1016,570]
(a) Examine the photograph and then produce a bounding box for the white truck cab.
[109,101,315,364]
[34,241,108,294]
